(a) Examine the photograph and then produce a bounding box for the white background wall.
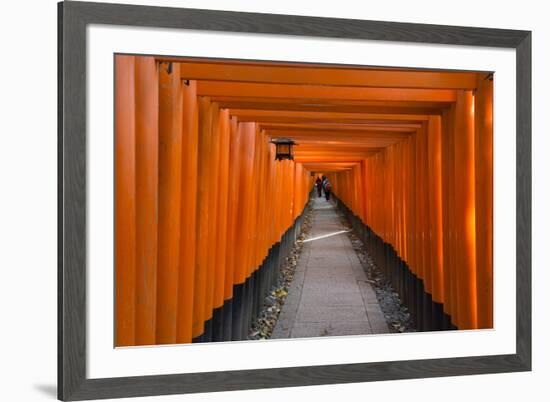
[0,0,547,401]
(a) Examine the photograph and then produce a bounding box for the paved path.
[272,196,389,339]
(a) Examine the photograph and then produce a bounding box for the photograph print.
[114,54,493,347]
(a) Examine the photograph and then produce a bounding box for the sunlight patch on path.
[303,229,351,243]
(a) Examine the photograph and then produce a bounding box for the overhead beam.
[216,101,443,115]
[301,166,357,170]
[301,168,355,172]
[301,164,358,168]
[282,137,403,147]
[260,123,416,132]
[302,164,358,167]
[264,131,409,148]
[264,129,410,139]
[295,153,378,159]
[294,156,374,162]
[301,162,360,167]
[294,141,388,148]
[197,81,458,102]
[176,62,478,89]
[295,149,380,155]
[210,96,452,108]
[229,109,430,121]
[289,138,402,147]
[300,162,361,171]
[237,116,424,126]
[296,145,385,151]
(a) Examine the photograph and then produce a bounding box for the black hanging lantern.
[271,138,296,161]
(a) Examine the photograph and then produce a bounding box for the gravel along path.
[247,201,314,340]
[335,208,416,334]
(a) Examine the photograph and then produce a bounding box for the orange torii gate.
[115,54,493,346]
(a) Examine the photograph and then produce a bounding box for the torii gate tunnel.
[115,55,493,346]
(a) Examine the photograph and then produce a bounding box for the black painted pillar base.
[432,301,445,331]
[192,333,205,343]
[252,268,260,318]
[191,205,310,343]
[211,304,224,342]
[192,319,212,343]
[416,279,424,330]
[222,298,233,341]
[422,292,433,332]
[332,194,458,333]
[203,318,213,342]
[231,283,245,341]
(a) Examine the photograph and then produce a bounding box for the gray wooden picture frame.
[58,1,532,400]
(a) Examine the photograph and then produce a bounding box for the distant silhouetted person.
[323,178,332,201]
[315,177,323,197]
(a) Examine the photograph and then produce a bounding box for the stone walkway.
[272,196,389,339]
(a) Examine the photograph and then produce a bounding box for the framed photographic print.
[58,1,531,400]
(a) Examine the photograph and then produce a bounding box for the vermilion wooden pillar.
[293,163,302,220]
[475,76,494,329]
[247,126,261,275]
[224,117,241,303]
[409,137,415,267]
[213,109,231,315]
[454,90,477,329]
[204,102,221,337]
[156,63,184,344]
[269,144,278,243]
[257,133,269,262]
[233,122,256,286]
[115,55,136,347]
[427,115,445,308]
[134,56,159,345]
[272,154,282,242]
[176,80,199,344]
[440,108,453,323]
[193,96,213,339]
[446,105,460,326]
[414,129,425,298]
[421,125,433,303]
[398,145,404,261]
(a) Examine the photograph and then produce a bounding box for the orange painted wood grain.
[475,77,494,329]
[204,102,221,324]
[224,117,241,300]
[213,109,231,310]
[156,63,184,344]
[192,96,213,338]
[428,115,444,304]
[115,55,136,347]
[134,56,159,345]
[176,80,199,343]
[453,90,477,329]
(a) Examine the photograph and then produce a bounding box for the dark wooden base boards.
[334,196,456,332]
[192,209,306,343]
